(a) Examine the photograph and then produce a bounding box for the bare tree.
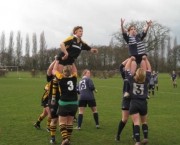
[16,31,22,66]
[172,37,178,70]
[0,32,6,66]
[32,33,37,56]
[23,34,31,70]
[39,31,47,70]
[25,34,30,57]
[7,31,14,66]
[32,33,38,69]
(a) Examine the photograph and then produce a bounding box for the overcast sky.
[0,0,179,52]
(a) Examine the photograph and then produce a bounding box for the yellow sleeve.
[63,36,74,43]
[52,79,58,98]
[44,83,50,91]
[55,71,63,79]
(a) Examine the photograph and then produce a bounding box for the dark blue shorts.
[78,100,96,107]
[129,99,147,116]
[121,97,131,110]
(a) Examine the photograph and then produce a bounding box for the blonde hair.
[134,68,146,83]
[63,65,72,77]
[82,69,89,77]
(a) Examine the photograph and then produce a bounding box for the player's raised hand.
[146,20,152,26]
[121,18,125,25]
[91,48,98,54]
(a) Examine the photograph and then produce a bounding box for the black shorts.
[172,78,176,82]
[149,85,155,90]
[58,53,75,65]
[154,80,158,84]
[132,54,146,64]
[49,103,59,119]
[129,99,147,116]
[121,97,131,110]
[78,100,96,107]
[41,97,49,108]
[58,104,78,117]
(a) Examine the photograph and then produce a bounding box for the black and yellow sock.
[47,117,51,129]
[66,124,73,140]
[60,124,68,140]
[50,124,57,137]
[38,114,45,122]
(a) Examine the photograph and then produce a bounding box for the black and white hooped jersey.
[123,32,147,56]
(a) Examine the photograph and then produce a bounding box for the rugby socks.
[93,112,99,126]
[156,86,158,91]
[134,125,140,142]
[132,123,135,138]
[47,116,51,130]
[66,124,73,140]
[37,114,45,123]
[116,120,126,136]
[60,124,68,140]
[50,124,57,137]
[152,90,154,95]
[142,124,148,139]
[78,114,83,128]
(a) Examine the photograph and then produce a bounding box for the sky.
[0,0,180,53]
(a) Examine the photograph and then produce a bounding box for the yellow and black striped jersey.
[60,36,91,59]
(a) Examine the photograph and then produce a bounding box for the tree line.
[0,21,180,73]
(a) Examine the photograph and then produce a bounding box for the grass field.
[0,72,180,145]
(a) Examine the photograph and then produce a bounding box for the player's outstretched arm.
[143,56,151,71]
[47,60,56,76]
[121,18,126,33]
[144,20,152,33]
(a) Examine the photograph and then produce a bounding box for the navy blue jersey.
[119,64,130,93]
[78,76,95,100]
[149,74,155,85]
[123,32,147,56]
[119,64,125,79]
[171,74,177,80]
[154,73,158,83]
[126,70,151,99]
